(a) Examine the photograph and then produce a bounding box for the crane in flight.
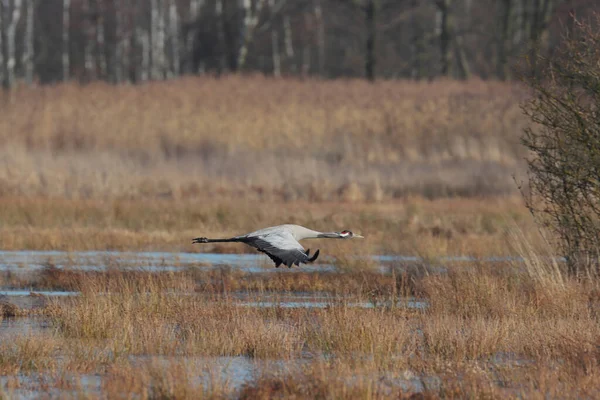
[192,224,363,268]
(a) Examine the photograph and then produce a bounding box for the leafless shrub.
[520,14,600,276]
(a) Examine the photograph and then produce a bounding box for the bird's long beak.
[354,234,364,239]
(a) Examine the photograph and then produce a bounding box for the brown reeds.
[0,234,598,398]
[0,77,528,201]
[1,77,597,398]
[0,196,531,253]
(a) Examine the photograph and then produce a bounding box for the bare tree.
[82,0,95,81]
[301,11,311,76]
[121,0,132,83]
[2,0,22,89]
[283,14,294,72]
[521,15,600,274]
[527,0,556,77]
[435,0,452,77]
[22,0,34,84]
[453,0,470,79]
[215,0,227,72]
[62,0,70,81]
[94,0,107,79]
[135,27,150,82]
[271,25,281,76]
[113,0,123,83]
[167,0,179,78]
[409,0,426,80]
[365,0,376,81]
[185,0,203,74]
[156,0,166,78]
[497,0,512,80]
[237,0,267,71]
[0,2,5,86]
[150,0,165,79]
[130,0,148,82]
[0,0,585,84]
[313,0,325,77]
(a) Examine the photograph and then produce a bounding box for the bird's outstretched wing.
[246,230,319,268]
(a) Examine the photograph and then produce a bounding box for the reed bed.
[0,77,528,201]
[0,196,531,254]
[0,231,594,398]
[1,77,594,398]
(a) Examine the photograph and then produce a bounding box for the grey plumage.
[192,224,363,268]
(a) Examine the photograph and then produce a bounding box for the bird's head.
[339,230,364,239]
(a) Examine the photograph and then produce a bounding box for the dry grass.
[0,196,531,254]
[0,77,528,201]
[2,77,597,397]
[0,240,598,398]
[0,231,577,397]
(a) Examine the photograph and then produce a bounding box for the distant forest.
[0,0,598,88]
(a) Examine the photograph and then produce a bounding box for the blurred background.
[0,0,596,252]
[0,0,598,84]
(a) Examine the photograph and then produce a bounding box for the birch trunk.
[157,0,166,78]
[22,0,34,84]
[136,27,150,82]
[237,0,266,71]
[215,0,227,73]
[496,0,512,80]
[313,0,325,77]
[122,3,131,83]
[301,11,311,76]
[186,0,203,74]
[167,0,179,78]
[410,0,425,80]
[113,0,123,83]
[62,0,70,81]
[4,0,22,89]
[283,14,294,72]
[271,28,280,77]
[454,34,470,79]
[94,0,107,79]
[150,0,163,79]
[528,0,553,77]
[512,0,523,47]
[0,3,4,86]
[82,0,95,81]
[436,0,452,77]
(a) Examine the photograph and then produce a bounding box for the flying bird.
[192,224,363,268]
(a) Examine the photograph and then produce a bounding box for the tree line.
[0,0,596,89]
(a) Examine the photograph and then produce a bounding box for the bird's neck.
[292,227,328,240]
[316,232,341,239]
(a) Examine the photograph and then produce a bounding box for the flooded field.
[0,250,595,399]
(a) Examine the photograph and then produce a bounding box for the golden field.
[0,77,595,399]
[0,76,528,201]
[0,76,533,253]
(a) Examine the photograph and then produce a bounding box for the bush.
[520,14,600,276]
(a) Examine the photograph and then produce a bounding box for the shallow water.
[0,290,79,297]
[0,317,50,336]
[0,291,428,312]
[0,250,336,273]
[0,373,103,400]
[0,250,536,274]
[0,354,435,399]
